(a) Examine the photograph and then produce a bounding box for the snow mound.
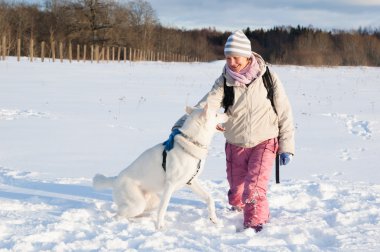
[0,109,52,121]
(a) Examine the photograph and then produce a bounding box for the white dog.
[93,105,228,229]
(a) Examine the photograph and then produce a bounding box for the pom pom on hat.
[224,30,252,58]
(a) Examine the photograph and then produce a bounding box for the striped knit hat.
[224,30,252,58]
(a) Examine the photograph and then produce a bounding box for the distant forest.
[1,0,380,65]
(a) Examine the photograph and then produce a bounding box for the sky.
[19,0,380,32]
[146,0,380,31]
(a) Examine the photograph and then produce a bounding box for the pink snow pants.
[225,138,278,227]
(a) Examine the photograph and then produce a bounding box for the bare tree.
[126,0,158,50]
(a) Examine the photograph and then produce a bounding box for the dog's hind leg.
[145,192,160,212]
[156,183,175,230]
[188,179,218,224]
[113,179,146,218]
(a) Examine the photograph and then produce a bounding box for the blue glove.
[279,153,293,166]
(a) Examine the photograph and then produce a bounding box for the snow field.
[0,58,379,251]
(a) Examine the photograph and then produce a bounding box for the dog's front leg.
[188,179,218,224]
[156,183,175,230]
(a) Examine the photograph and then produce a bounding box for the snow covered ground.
[0,58,379,251]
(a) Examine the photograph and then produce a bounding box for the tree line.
[244,26,380,66]
[1,0,379,65]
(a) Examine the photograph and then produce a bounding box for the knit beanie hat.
[224,30,252,58]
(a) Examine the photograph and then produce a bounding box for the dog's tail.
[93,174,116,190]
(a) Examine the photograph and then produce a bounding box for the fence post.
[83,44,87,63]
[2,35,6,60]
[69,42,72,63]
[101,46,105,62]
[51,41,56,62]
[91,45,94,63]
[117,47,121,62]
[41,41,45,62]
[106,46,109,62]
[7,32,11,57]
[30,38,34,62]
[123,47,126,63]
[77,44,80,62]
[59,41,63,63]
[17,38,21,62]
[95,45,99,63]
[112,47,115,61]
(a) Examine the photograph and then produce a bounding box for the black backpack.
[222,66,277,115]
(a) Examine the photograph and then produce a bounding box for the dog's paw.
[209,215,218,223]
[155,220,166,231]
[210,216,223,227]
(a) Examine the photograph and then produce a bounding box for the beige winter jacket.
[175,52,295,155]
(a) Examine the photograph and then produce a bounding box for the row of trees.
[0,0,216,61]
[243,26,380,66]
[1,0,380,65]
[207,26,380,66]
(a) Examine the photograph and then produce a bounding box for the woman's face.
[226,56,250,73]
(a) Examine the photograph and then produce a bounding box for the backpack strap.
[263,66,280,183]
[275,153,280,184]
[222,76,234,113]
[262,66,277,115]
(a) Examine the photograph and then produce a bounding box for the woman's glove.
[280,152,293,166]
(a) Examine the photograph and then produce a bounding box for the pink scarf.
[225,55,260,86]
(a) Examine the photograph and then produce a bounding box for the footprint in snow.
[340,149,352,161]
[322,113,372,140]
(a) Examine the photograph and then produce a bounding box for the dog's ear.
[201,104,209,117]
[185,106,194,114]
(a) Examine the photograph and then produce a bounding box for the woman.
[174,30,295,232]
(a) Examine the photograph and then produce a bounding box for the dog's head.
[182,104,228,137]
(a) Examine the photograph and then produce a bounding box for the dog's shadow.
[0,168,112,209]
[0,168,225,216]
